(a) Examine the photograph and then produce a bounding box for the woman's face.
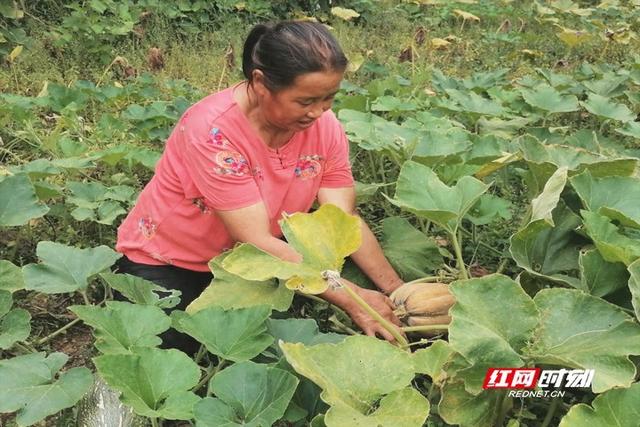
[255,69,344,132]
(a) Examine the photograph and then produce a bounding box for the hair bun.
[242,23,271,79]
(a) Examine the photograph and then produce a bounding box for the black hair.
[242,21,348,91]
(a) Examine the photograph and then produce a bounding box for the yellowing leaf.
[444,35,462,42]
[556,26,591,47]
[7,45,23,63]
[331,7,360,21]
[453,9,480,22]
[222,204,362,294]
[431,38,451,49]
[346,53,364,73]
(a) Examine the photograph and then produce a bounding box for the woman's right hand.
[343,284,406,343]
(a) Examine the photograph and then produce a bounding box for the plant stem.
[150,417,158,427]
[328,315,358,335]
[80,291,91,306]
[340,283,409,347]
[402,276,443,286]
[34,317,82,346]
[193,359,226,393]
[494,390,510,426]
[14,341,37,353]
[401,325,449,333]
[194,345,206,364]
[450,229,469,280]
[541,396,561,427]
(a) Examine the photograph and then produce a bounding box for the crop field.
[2,0,640,426]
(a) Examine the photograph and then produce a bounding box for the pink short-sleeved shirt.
[116,86,354,272]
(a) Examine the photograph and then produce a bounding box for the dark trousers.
[114,256,213,355]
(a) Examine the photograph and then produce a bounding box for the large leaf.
[94,348,200,420]
[70,301,171,354]
[0,173,49,226]
[222,204,361,294]
[447,274,640,394]
[578,249,629,297]
[0,352,93,426]
[187,253,293,313]
[465,194,512,226]
[443,89,505,116]
[510,201,583,288]
[172,305,273,362]
[194,361,298,427]
[581,93,635,122]
[412,340,455,381]
[411,127,471,165]
[324,388,429,427]
[0,260,25,292]
[388,161,488,234]
[266,318,344,359]
[582,211,640,265]
[439,382,510,427]
[559,382,640,427]
[0,290,31,350]
[571,171,640,228]
[280,335,415,413]
[521,84,579,113]
[99,273,181,309]
[448,275,539,392]
[380,217,443,280]
[23,242,121,294]
[532,288,640,392]
[629,260,640,322]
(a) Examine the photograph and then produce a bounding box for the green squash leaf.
[521,84,579,113]
[187,253,293,313]
[578,249,629,297]
[582,211,640,265]
[325,388,429,427]
[412,340,455,382]
[0,352,93,426]
[172,305,273,362]
[222,204,362,294]
[100,272,181,309]
[559,382,640,427]
[280,335,415,413]
[194,361,298,427]
[581,93,635,122]
[94,348,200,420]
[571,171,640,228]
[0,174,49,226]
[510,201,583,289]
[23,242,121,294]
[380,217,443,280]
[628,260,640,322]
[388,161,489,234]
[70,301,171,354]
[439,382,510,427]
[0,290,31,350]
[449,275,539,392]
[0,260,25,292]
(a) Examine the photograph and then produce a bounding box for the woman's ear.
[251,69,269,98]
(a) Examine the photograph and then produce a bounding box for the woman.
[115,21,405,353]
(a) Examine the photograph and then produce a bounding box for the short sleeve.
[320,120,354,188]
[180,113,262,210]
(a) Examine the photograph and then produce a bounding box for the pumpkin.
[390,282,455,335]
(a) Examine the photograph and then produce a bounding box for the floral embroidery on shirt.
[208,127,228,147]
[251,166,264,180]
[138,216,157,239]
[193,197,213,215]
[294,155,323,180]
[214,150,250,176]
